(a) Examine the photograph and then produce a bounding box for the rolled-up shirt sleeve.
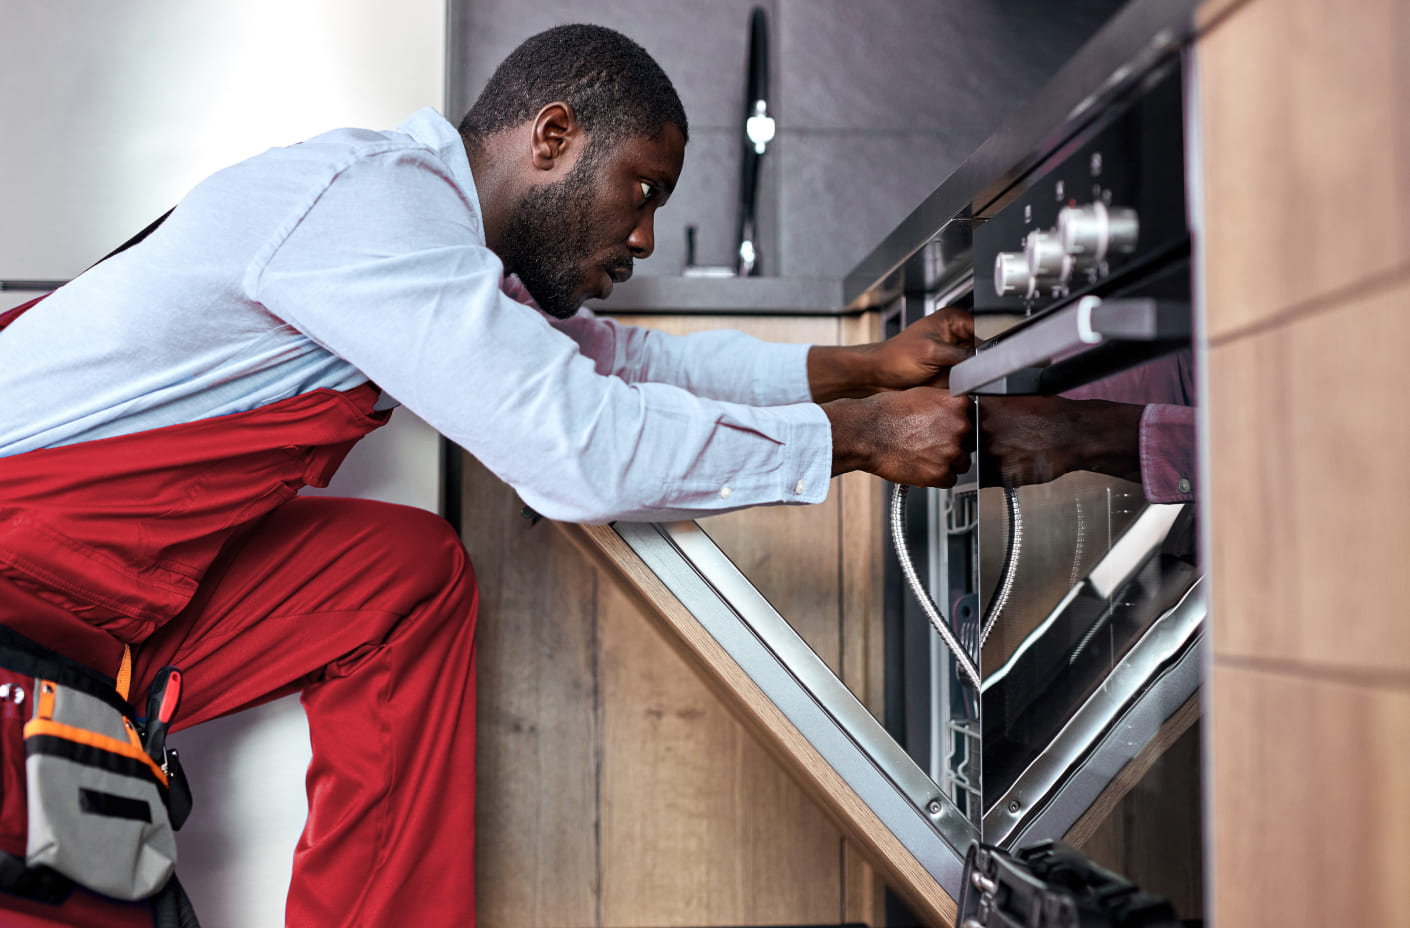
[1139,403,1196,503]
[249,149,831,523]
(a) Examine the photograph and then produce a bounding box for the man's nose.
[627,213,655,260]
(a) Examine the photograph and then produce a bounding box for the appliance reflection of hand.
[977,395,1143,488]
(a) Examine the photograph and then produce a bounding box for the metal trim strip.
[613,520,975,894]
[982,578,1206,846]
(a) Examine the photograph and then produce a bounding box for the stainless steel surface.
[842,0,1200,308]
[1083,503,1185,600]
[948,296,1192,395]
[1058,202,1142,266]
[614,520,975,892]
[1024,231,1069,289]
[982,503,1185,692]
[1007,621,1202,849]
[993,252,1029,298]
[983,578,1205,847]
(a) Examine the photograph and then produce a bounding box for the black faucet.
[735,6,773,277]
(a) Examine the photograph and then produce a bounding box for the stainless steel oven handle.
[949,296,1191,395]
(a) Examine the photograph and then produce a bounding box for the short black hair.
[458,24,688,154]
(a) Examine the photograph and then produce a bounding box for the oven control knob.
[1105,207,1140,255]
[993,251,1029,297]
[1059,202,1140,265]
[1025,231,1068,287]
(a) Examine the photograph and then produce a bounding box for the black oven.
[589,3,1210,922]
[874,30,1205,924]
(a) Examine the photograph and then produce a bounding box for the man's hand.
[977,396,1143,488]
[825,386,973,488]
[808,307,975,403]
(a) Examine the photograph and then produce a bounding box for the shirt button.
[794,479,806,495]
[1177,477,1192,494]
[720,486,732,499]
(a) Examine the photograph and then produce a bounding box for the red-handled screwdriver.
[142,666,182,758]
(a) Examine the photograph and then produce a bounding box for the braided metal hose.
[889,484,1021,691]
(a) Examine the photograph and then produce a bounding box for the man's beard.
[497,152,606,319]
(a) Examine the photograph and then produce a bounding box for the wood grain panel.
[1198,0,1410,339]
[466,458,601,927]
[1205,280,1410,672]
[473,310,903,926]
[839,311,887,719]
[595,576,843,927]
[565,521,958,927]
[839,309,889,926]
[1209,665,1410,927]
[604,309,906,927]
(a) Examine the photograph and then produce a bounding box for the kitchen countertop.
[592,274,846,316]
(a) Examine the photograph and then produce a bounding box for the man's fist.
[826,386,973,488]
[807,307,975,402]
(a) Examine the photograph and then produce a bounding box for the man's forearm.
[807,345,882,403]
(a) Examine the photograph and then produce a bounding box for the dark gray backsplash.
[448,0,1128,283]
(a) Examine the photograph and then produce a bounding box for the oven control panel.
[973,62,1187,316]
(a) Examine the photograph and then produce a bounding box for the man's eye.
[639,181,653,202]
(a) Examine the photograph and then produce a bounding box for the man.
[0,24,972,927]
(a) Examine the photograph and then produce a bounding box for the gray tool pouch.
[23,674,177,899]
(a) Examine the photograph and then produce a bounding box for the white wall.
[1,2,446,924]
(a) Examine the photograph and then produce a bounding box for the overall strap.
[0,209,173,332]
[116,646,133,702]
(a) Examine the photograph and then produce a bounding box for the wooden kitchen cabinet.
[1197,0,1410,923]
[465,310,901,927]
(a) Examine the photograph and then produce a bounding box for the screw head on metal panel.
[1007,799,1022,813]
[927,799,943,815]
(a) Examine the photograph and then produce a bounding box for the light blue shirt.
[0,109,831,522]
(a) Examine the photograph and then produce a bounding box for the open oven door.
[559,519,975,927]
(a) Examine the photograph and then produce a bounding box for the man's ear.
[529,101,582,173]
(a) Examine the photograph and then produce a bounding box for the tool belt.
[0,624,196,921]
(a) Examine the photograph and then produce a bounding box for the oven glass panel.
[974,345,1204,916]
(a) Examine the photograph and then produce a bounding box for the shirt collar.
[396,107,485,244]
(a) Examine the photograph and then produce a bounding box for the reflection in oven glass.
[972,347,1204,915]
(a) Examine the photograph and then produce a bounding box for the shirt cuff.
[685,402,832,515]
[782,402,832,504]
[1139,404,1196,503]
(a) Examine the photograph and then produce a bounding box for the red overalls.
[0,295,479,927]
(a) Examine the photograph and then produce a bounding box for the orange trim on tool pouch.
[35,680,55,719]
[116,645,132,702]
[23,718,169,787]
